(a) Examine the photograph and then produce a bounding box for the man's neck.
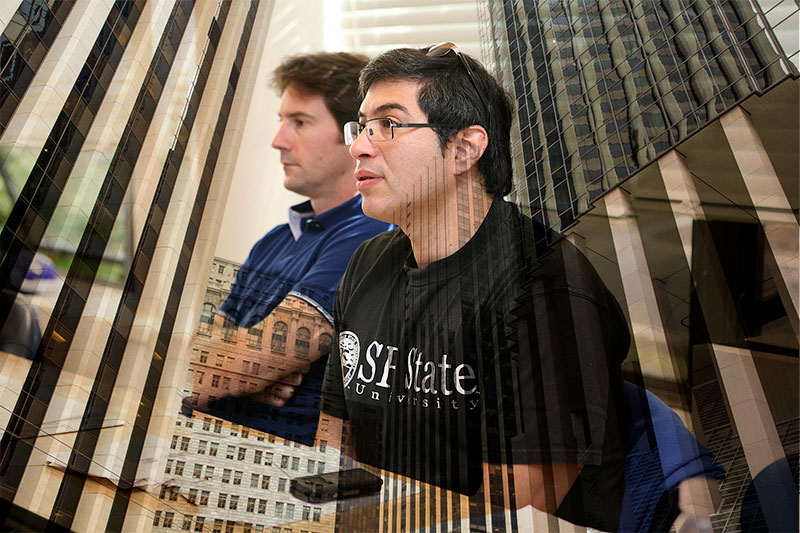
[405,176,494,268]
[309,165,359,215]
[309,191,358,216]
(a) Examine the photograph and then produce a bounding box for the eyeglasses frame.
[343,117,434,146]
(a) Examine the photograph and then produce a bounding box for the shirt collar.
[404,197,505,283]
[287,196,365,241]
[288,201,314,240]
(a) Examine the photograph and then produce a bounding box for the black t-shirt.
[321,199,629,504]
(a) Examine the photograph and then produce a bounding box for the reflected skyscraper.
[482,0,799,531]
[484,0,796,231]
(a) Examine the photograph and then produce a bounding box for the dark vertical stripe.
[0,0,141,315]
[105,2,258,529]
[0,0,77,138]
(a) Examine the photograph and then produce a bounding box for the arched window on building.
[295,327,311,359]
[222,317,237,342]
[198,303,215,336]
[246,323,263,348]
[318,333,332,357]
[271,322,288,353]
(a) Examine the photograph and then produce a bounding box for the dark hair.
[272,52,369,130]
[359,48,514,196]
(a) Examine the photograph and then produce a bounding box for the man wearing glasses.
[318,44,630,529]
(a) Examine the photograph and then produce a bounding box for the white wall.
[215,0,326,262]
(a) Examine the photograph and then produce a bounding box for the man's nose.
[349,126,375,160]
[271,121,290,151]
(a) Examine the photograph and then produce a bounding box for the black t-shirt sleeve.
[510,235,628,466]
[319,242,368,420]
[320,304,349,419]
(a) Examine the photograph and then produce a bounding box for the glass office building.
[484,0,796,230]
[478,0,798,531]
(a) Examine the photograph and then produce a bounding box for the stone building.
[152,257,336,533]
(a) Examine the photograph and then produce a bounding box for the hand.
[252,371,305,407]
[675,477,715,533]
[183,369,307,415]
[676,514,713,532]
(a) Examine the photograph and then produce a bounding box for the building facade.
[153,258,336,533]
[478,0,798,531]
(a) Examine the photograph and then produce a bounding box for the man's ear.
[453,125,488,175]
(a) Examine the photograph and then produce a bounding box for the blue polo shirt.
[220,195,390,327]
[204,196,389,446]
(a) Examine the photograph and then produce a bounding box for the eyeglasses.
[426,41,490,120]
[343,118,434,146]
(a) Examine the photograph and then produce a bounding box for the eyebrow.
[359,102,410,119]
[279,111,314,120]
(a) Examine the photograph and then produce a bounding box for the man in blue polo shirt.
[187,52,390,443]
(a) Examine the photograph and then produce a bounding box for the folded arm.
[189,295,332,410]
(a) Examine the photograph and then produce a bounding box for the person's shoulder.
[344,227,405,274]
[325,198,392,237]
[479,199,555,273]
[259,222,292,240]
[343,213,393,236]
[495,199,552,244]
[354,226,405,260]
[242,223,292,262]
[336,227,405,300]
[321,217,392,260]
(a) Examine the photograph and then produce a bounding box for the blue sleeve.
[289,220,389,324]
[218,231,279,325]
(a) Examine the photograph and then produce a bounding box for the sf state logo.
[339,331,359,387]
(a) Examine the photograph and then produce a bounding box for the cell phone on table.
[290,468,383,503]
